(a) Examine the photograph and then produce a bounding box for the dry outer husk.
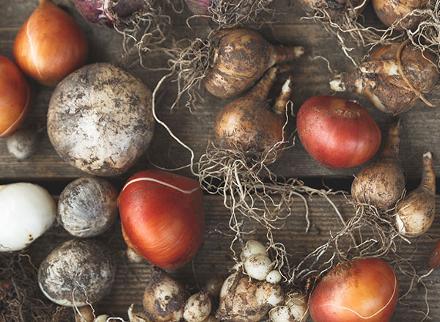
[0,252,72,322]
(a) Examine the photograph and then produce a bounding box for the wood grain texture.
[28,195,440,321]
[0,0,439,180]
[1,1,440,321]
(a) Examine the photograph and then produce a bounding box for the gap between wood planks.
[1,177,438,196]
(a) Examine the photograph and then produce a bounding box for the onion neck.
[273,77,292,116]
[246,67,278,102]
[421,152,436,193]
[270,45,304,67]
[381,121,400,159]
[39,0,49,5]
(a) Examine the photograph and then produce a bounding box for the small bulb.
[244,254,273,281]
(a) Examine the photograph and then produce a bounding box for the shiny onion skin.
[204,28,303,99]
[118,170,205,270]
[13,0,88,86]
[331,43,438,115]
[309,258,398,322]
[297,96,381,168]
[372,0,428,30]
[429,241,440,270]
[0,56,30,137]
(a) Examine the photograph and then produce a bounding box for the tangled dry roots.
[304,0,440,67]
[164,35,215,110]
[110,0,184,68]
[290,194,433,319]
[198,139,345,280]
[0,253,72,322]
[207,0,275,27]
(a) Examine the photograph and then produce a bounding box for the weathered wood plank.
[29,195,440,321]
[1,1,439,181]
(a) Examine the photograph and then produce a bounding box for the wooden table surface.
[1,0,440,321]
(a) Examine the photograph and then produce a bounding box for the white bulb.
[256,283,284,307]
[244,254,272,281]
[183,291,212,322]
[266,270,282,284]
[269,306,290,322]
[0,183,55,252]
[240,240,267,261]
[286,293,308,322]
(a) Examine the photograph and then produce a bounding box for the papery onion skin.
[351,122,405,210]
[331,43,438,115]
[204,28,303,99]
[372,0,428,30]
[215,68,289,155]
[395,152,436,237]
[73,0,145,26]
[119,169,205,270]
[309,258,398,322]
[13,0,88,86]
[0,56,30,137]
[297,96,381,168]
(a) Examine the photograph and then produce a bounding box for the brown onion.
[395,152,436,237]
[215,67,292,155]
[372,0,428,30]
[204,28,303,99]
[330,42,439,115]
[0,56,30,137]
[14,0,88,86]
[351,122,405,210]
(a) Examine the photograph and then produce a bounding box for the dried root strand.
[163,35,215,110]
[0,253,72,322]
[111,0,184,68]
[290,195,408,290]
[207,0,275,28]
[198,139,344,282]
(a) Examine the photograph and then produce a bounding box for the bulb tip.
[424,152,433,160]
[294,46,305,58]
[281,77,292,94]
[330,75,345,92]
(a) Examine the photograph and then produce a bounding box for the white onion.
[0,183,55,251]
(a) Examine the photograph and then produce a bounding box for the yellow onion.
[14,0,88,86]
